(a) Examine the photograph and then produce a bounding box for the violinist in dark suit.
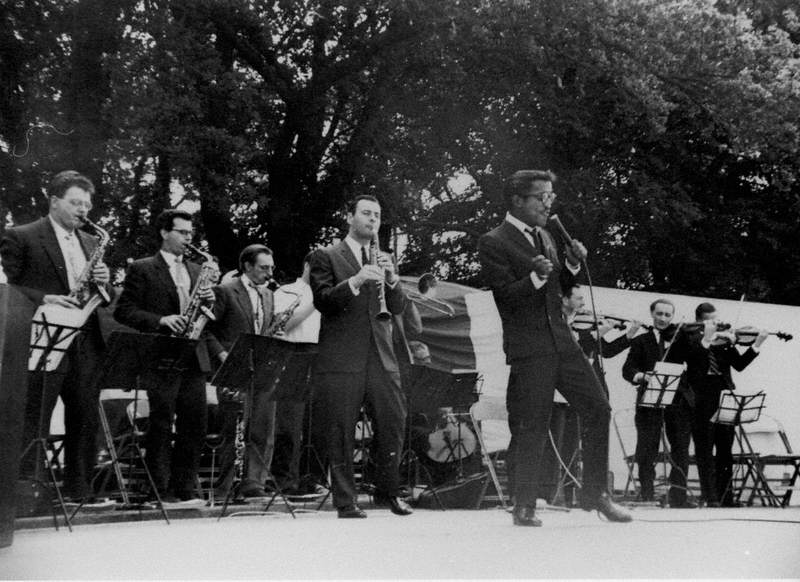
[114,209,215,504]
[207,244,276,498]
[562,284,640,392]
[0,170,112,501]
[310,195,412,519]
[687,302,767,507]
[622,299,696,507]
[478,169,631,526]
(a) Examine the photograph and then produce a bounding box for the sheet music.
[28,304,89,372]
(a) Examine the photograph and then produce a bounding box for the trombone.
[407,273,455,317]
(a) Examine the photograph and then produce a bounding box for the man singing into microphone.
[478,169,631,527]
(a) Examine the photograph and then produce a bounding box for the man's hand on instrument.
[596,319,614,337]
[198,286,215,303]
[564,239,588,265]
[626,319,643,340]
[160,314,188,334]
[531,255,553,279]
[633,372,647,384]
[753,328,769,348]
[218,350,228,363]
[92,261,111,285]
[43,294,81,308]
[351,264,385,289]
[376,251,398,284]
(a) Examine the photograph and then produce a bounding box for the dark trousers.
[315,347,407,508]
[244,389,276,489]
[142,369,207,496]
[634,399,691,505]
[20,331,102,499]
[506,351,610,507]
[692,379,735,504]
[272,399,305,490]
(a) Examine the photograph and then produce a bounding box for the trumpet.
[407,273,455,317]
[369,232,392,320]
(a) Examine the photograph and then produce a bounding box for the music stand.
[78,330,199,522]
[636,362,687,504]
[214,334,314,519]
[637,362,683,409]
[711,391,779,506]
[19,312,83,531]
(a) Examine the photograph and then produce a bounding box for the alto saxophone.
[265,289,302,336]
[177,242,220,339]
[70,217,112,311]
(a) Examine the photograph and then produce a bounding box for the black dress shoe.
[374,495,413,516]
[586,492,633,523]
[512,504,542,527]
[670,499,698,509]
[337,504,367,519]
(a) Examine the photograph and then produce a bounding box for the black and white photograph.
[1,0,799,579]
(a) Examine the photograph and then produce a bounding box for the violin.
[571,310,628,332]
[672,321,793,345]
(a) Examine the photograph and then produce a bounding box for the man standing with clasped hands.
[478,170,632,527]
[310,195,412,519]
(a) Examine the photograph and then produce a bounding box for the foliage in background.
[2,0,799,303]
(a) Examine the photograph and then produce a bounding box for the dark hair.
[239,244,272,272]
[650,298,675,313]
[48,170,95,199]
[155,209,194,234]
[695,302,716,321]
[347,194,380,214]
[504,169,556,207]
[561,282,581,298]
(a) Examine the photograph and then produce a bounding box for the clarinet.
[369,232,391,320]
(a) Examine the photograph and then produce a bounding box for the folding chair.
[738,413,800,507]
[469,396,509,509]
[612,407,672,500]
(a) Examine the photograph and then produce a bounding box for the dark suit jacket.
[622,329,694,406]
[0,216,111,341]
[206,277,274,360]
[577,330,630,361]
[676,331,758,393]
[114,252,213,372]
[478,221,579,363]
[310,240,407,374]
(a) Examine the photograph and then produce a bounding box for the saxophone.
[265,289,302,336]
[70,217,112,312]
[176,242,220,339]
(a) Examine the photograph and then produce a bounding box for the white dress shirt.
[50,216,87,290]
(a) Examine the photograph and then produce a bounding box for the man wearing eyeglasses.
[206,244,277,498]
[115,209,215,505]
[1,170,112,505]
[479,169,632,527]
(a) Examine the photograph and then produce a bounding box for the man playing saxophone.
[115,209,215,505]
[0,170,113,504]
[205,244,278,498]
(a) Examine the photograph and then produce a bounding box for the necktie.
[657,333,666,359]
[249,281,265,333]
[63,233,84,290]
[707,347,721,375]
[174,257,191,312]
[360,246,369,267]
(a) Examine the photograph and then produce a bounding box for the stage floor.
[3,505,799,579]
